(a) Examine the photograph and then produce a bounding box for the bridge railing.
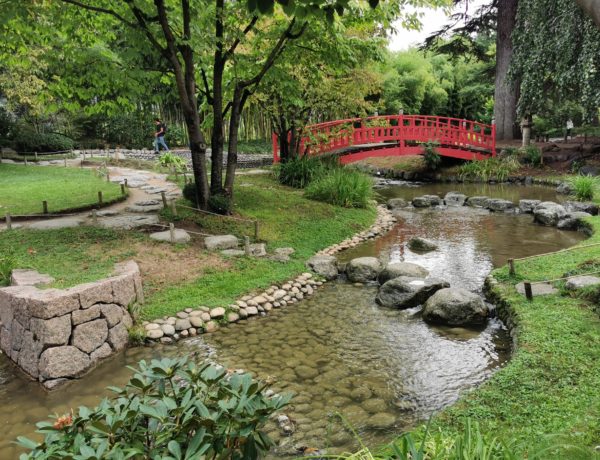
[273,115,496,162]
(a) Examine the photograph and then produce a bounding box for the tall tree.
[575,0,600,28]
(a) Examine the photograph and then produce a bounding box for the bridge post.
[272,133,279,163]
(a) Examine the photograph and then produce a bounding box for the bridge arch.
[273,115,496,164]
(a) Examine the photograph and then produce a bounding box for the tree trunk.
[210,0,225,195]
[494,0,520,140]
[575,0,600,29]
[224,88,244,197]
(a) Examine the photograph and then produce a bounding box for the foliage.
[208,194,232,215]
[18,356,290,460]
[277,155,329,188]
[12,128,74,153]
[0,251,17,287]
[422,142,442,171]
[0,164,123,217]
[237,139,272,155]
[570,175,598,201]
[182,182,200,206]
[156,152,186,173]
[304,168,374,208]
[521,145,542,166]
[458,157,521,182]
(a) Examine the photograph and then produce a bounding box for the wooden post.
[524,281,533,301]
[34,151,38,161]
[5,213,12,230]
[254,220,260,241]
[92,209,98,224]
[106,171,110,182]
[161,191,168,208]
[42,200,48,214]
[98,191,103,205]
[24,158,28,166]
[508,258,515,276]
[169,223,175,243]
[244,236,251,256]
[120,183,126,195]
[124,178,128,187]
[170,200,177,216]
[64,157,67,167]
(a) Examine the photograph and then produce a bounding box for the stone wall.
[0,261,142,389]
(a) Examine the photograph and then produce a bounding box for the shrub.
[18,357,290,460]
[422,142,441,171]
[0,251,16,286]
[13,130,74,153]
[305,168,374,208]
[458,156,521,182]
[237,139,271,154]
[521,145,542,166]
[157,152,186,172]
[208,193,232,215]
[570,175,598,201]
[278,155,329,188]
[182,181,199,205]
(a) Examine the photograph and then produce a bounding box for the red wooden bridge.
[272,115,496,164]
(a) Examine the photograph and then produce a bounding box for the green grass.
[0,164,124,217]
[570,175,599,201]
[304,169,375,208]
[419,216,600,458]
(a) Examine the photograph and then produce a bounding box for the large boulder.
[565,275,600,290]
[518,199,541,214]
[564,201,599,216]
[387,198,408,210]
[422,288,488,326]
[407,237,438,252]
[346,257,382,283]
[376,276,449,309]
[466,196,490,208]
[412,195,442,208]
[533,202,567,226]
[557,212,592,230]
[486,199,514,212]
[204,235,239,250]
[306,255,338,280]
[377,262,429,285]
[444,192,467,206]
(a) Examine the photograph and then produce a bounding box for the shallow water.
[0,183,585,458]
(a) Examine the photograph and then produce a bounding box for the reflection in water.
[0,183,586,458]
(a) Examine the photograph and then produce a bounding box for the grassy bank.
[0,164,123,217]
[1,174,376,320]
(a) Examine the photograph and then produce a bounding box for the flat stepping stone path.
[98,214,159,230]
[28,217,84,230]
[565,275,600,290]
[10,269,54,287]
[515,282,558,296]
[150,229,191,244]
[126,200,163,213]
[205,235,239,250]
[221,249,246,256]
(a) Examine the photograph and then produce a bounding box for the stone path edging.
[143,205,397,342]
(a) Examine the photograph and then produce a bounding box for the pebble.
[210,307,225,319]
[205,321,218,333]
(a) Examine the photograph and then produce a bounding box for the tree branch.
[224,16,259,61]
[59,0,137,28]
[201,68,213,104]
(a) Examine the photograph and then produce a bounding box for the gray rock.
[107,323,129,351]
[387,198,408,210]
[246,306,259,316]
[486,199,515,212]
[204,235,239,250]
[17,330,43,378]
[346,257,382,283]
[161,324,175,336]
[519,199,541,213]
[249,243,267,257]
[444,192,467,206]
[146,328,164,339]
[534,202,567,226]
[72,280,114,308]
[466,196,490,208]
[306,255,338,280]
[90,343,113,362]
[29,315,71,347]
[376,277,449,309]
[189,316,204,328]
[407,237,438,252]
[515,282,558,296]
[227,312,240,323]
[125,202,163,213]
[378,262,429,285]
[422,288,488,326]
[98,214,159,230]
[39,346,91,379]
[557,212,592,230]
[175,318,191,331]
[412,195,442,208]
[274,247,295,257]
[72,319,109,353]
[367,413,396,430]
[28,217,84,230]
[10,269,54,287]
[100,304,124,327]
[209,307,225,319]
[221,249,245,256]
[72,305,101,325]
[42,378,70,390]
[556,182,573,194]
[564,201,599,216]
[17,287,80,319]
[565,275,600,290]
[150,229,191,244]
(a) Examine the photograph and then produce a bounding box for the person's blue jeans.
[154,136,169,153]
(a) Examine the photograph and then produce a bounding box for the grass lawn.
[1,174,376,321]
[0,164,124,217]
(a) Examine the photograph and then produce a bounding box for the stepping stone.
[515,282,558,296]
[565,275,600,291]
[126,200,163,213]
[221,249,245,256]
[28,217,84,230]
[98,214,159,229]
[150,229,191,244]
[89,210,119,217]
[10,269,54,287]
[205,235,239,250]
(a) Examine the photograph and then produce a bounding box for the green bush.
[18,357,290,460]
[237,139,271,154]
[156,152,186,172]
[208,193,232,215]
[278,155,329,188]
[570,175,598,201]
[458,156,521,182]
[13,130,74,153]
[305,168,374,208]
[0,251,16,287]
[521,145,542,166]
[422,142,441,171]
[182,181,198,205]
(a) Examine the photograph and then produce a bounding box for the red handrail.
[273,115,496,163]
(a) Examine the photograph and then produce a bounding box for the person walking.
[154,118,169,153]
[566,118,574,142]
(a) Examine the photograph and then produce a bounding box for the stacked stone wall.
[0,261,142,389]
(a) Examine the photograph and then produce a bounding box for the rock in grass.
[557,212,592,230]
[407,237,438,252]
[204,235,239,250]
[422,288,488,326]
[565,275,600,290]
[150,229,191,244]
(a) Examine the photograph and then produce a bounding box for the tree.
[575,0,600,28]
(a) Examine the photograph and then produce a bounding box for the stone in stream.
[466,196,490,208]
[346,257,382,283]
[444,192,467,206]
[518,199,541,213]
[204,235,239,250]
[486,199,515,212]
[564,201,599,216]
[556,182,573,194]
[533,202,567,226]
[412,195,442,208]
[149,229,191,244]
[407,237,438,252]
[367,412,396,430]
[306,255,338,280]
[10,269,54,287]
[565,275,600,290]
[557,212,592,230]
[377,262,429,285]
[38,346,91,379]
[386,198,409,210]
[376,276,449,309]
[422,288,488,326]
